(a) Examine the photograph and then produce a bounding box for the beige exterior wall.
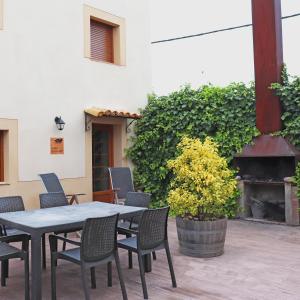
[0,118,91,210]
[0,0,3,30]
[0,0,151,209]
[0,116,128,210]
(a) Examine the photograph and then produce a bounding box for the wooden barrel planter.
[176,217,227,258]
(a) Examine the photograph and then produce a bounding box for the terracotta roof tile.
[84,107,141,119]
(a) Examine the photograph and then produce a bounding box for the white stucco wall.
[150,0,300,95]
[0,0,151,181]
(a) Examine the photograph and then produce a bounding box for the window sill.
[86,57,126,67]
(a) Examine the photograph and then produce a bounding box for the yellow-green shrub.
[167,136,238,220]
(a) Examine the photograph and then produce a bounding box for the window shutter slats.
[90,19,114,63]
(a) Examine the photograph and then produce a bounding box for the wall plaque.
[50,137,64,155]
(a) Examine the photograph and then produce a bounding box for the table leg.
[31,232,42,300]
[143,254,152,273]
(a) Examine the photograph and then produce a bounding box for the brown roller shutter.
[0,131,4,182]
[90,19,114,63]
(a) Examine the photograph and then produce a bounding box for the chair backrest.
[80,214,119,263]
[125,192,151,208]
[108,167,134,199]
[39,173,64,194]
[138,207,169,251]
[39,192,69,209]
[0,196,25,213]
[125,192,151,223]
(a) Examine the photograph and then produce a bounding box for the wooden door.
[92,124,114,202]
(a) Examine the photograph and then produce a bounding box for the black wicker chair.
[117,192,156,268]
[39,192,82,269]
[0,236,30,300]
[117,207,176,299]
[39,173,85,205]
[0,196,30,280]
[118,192,151,234]
[108,167,135,204]
[49,214,127,300]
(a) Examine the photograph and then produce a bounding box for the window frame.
[0,119,18,185]
[0,131,4,181]
[83,5,126,66]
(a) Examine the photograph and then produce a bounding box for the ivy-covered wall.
[128,70,300,206]
[127,83,258,206]
[271,68,300,148]
[272,69,300,194]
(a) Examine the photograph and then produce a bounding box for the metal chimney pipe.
[251,0,284,134]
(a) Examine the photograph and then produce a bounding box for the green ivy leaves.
[127,83,258,208]
[271,67,300,148]
[128,68,300,208]
[271,68,300,196]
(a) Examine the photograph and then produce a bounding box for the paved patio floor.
[1,219,300,300]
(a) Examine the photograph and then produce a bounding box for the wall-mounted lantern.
[54,116,65,131]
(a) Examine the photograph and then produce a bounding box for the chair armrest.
[66,193,86,205]
[53,235,81,246]
[0,234,29,243]
[117,226,138,236]
[0,235,13,243]
[0,225,4,236]
[49,234,81,253]
[111,188,121,204]
[66,193,86,197]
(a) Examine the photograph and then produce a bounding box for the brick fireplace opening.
[234,135,300,223]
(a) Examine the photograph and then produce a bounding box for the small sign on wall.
[50,138,64,155]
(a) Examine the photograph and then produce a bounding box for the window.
[90,19,114,63]
[84,5,126,65]
[0,131,4,181]
[0,119,17,184]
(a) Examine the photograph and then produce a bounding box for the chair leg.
[152,251,156,260]
[90,267,96,289]
[115,252,128,300]
[137,252,148,299]
[81,266,90,300]
[165,242,177,288]
[42,233,46,269]
[24,253,30,300]
[128,251,133,269]
[1,260,6,287]
[107,262,112,287]
[62,233,67,251]
[21,237,29,262]
[51,254,57,300]
[20,240,25,261]
[125,233,133,269]
[4,259,8,278]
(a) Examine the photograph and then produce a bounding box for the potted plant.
[167,136,238,258]
[295,163,300,200]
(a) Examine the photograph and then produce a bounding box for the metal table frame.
[0,202,146,300]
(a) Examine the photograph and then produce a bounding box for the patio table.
[0,201,146,300]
